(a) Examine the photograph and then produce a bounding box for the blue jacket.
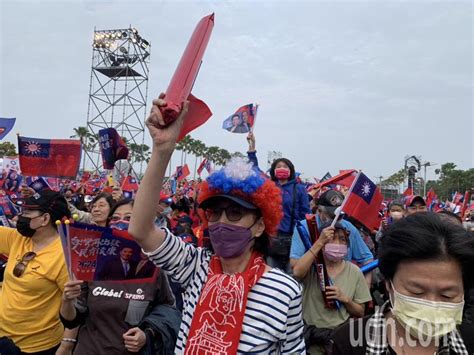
[247,150,310,234]
[278,179,311,234]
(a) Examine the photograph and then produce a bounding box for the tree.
[0,141,17,156]
[70,126,97,151]
[426,163,474,200]
[382,168,406,188]
[129,143,151,165]
[71,126,97,170]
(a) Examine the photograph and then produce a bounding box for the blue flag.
[98,128,129,170]
[0,118,16,140]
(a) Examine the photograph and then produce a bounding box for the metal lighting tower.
[84,27,150,176]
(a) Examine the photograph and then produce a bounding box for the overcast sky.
[1,0,472,184]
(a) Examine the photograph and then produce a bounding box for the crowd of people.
[0,94,473,355]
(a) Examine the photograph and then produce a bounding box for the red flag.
[18,136,82,179]
[175,164,190,181]
[460,191,470,219]
[313,170,357,190]
[177,94,212,142]
[121,175,139,193]
[453,191,464,205]
[425,188,437,208]
[80,171,91,184]
[402,187,413,197]
[197,159,207,176]
[341,172,383,231]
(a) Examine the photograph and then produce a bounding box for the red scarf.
[184,251,266,354]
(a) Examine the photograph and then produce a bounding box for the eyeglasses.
[13,251,37,277]
[204,206,253,222]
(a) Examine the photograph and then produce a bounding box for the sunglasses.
[13,251,37,277]
[204,205,255,223]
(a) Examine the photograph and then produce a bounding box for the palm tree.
[129,143,151,165]
[176,135,192,165]
[192,139,206,178]
[71,126,97,170]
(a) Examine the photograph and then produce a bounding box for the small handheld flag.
[0,118,16,140]
[99,128,129,170]
[222,104,258,134]
[18,136,82,179]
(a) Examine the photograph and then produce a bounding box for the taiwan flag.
[197,159,212,176]
[18,136,82,179]
[121,175,139,193]
[341,172,383,231]
[175,164,190,181]
[26,176,51,192]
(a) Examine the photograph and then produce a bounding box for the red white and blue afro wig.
[198,157,283,236]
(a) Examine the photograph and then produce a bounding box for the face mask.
[389,211,404,221]
[109,220,130,231]
[274,168,290,180]
[16,216,38,238]
[389,282,464,340]
[323,243,347,261]
[208,222,255,259]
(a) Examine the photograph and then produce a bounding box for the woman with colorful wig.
[129,94,305,354]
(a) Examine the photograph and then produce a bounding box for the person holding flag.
[59,199,180,354]
[290,189,375,287]
[245,131,311,273]
[0,189,76,354]
[292,221,372,354]
[128,94,305,354]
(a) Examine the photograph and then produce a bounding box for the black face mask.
[16,216,40,238]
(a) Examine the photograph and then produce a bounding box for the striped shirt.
[144,228,306,354]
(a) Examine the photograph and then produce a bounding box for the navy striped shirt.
[144,229,306,354]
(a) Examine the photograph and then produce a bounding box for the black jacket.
[138,304,181,355]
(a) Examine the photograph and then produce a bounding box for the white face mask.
[389,211,404,221]
[389,282,464,340]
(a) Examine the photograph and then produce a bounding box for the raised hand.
[315,226,335,249]
[247,132,256,152]
[146,93,189,151]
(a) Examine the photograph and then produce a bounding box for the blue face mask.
[109,220,130,231]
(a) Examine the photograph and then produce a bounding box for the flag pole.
[251,103,259,133]
[330,170,361,228]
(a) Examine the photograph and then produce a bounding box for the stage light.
[132,28,138,34]
[119,46,128,54]
[122,31,128,39]
[131,36,137,43]
[140,39,150,49]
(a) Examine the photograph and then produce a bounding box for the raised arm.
[246,132,261,172]
[129,94,189,252]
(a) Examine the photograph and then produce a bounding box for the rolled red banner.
[160,13,214,136]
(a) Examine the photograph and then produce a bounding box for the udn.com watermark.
[349,316,455,348]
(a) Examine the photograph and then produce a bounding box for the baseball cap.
[177,214,194,225]
[159,193,172,205]
[199,194,257,210]
[18,189,71,220]
[317,190,344,215]
[405,195,426,207]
